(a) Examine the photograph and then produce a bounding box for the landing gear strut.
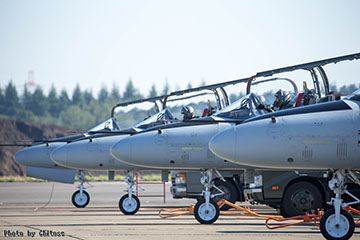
[320,169,359,240]
[194,169,223,224]
[72,171,92,208]
[119,171,142,215]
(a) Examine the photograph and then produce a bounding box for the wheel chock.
[159,206,194,218]
[344,206,360,226]
[265,210,322,229]
[218,200,283,218]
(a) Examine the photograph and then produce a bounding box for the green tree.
[98,85,108,103]
[162,79,170,95]
[58,89,71,113]
[22,84,33,111]
[60,105,93,131]
[47,85,60,117]
[3,81,20,116]
[330,83,338,93]
[187,82,192,89]
[339,84,357,95]
[83,89,94,105]
[229,92,246,103]
[72,84,84,106]
[123,79,141,100]
[110,84,121,102]
[0,85,5,114]
[148,84,158,97]
[31,87,48,116]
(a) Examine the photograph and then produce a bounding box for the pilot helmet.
[273,89,291,108]
[181,106,195,119]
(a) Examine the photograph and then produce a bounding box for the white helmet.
[181,106,195,119]
[273,89,291,109]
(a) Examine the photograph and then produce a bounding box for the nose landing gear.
[119,171,142,215]
[320,170,359,240]
[71,171,92,208]
[194,169,224,224]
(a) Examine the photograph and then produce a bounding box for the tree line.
[0,80,358,131]
[0,79,170,131]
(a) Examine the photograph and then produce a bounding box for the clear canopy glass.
[214,93,266,120]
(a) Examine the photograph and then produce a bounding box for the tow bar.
[159,200,360,229]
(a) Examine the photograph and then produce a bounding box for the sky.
[0,0,359,97]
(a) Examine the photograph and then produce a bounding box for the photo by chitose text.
[3,229,65,238]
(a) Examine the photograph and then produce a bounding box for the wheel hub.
[325,213,350,238]
[123,197,137,212]
[292,190,314,212]
[75,193,87,205]
[198,203,216,221]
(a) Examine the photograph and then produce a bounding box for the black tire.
[211,179,237,210]
[71,190,90,208]
[281,181,323,217]
[194,198,220,224]
[320,208,354,240]
[119,194,140,215]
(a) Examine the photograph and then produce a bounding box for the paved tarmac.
[0,182,359,239]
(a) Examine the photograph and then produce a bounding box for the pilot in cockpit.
[272,89,293,110]
[181,106,197,120]
[257,96,273,113]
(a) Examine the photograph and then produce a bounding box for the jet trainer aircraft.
[209,89,360,240]
[110,52,360,224]
[14,75,253,214]
[13,95,171,209]
[49,79,252,214]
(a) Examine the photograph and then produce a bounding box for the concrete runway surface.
[0,182,359,240]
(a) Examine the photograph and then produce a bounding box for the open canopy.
[214,93,267,121]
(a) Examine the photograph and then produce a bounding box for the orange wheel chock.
[344,206,360,226]
[159,206,194,219]
[217,200,283,218]
[265,210,322,229]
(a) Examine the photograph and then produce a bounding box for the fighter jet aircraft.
[109,52,360,224]
[49,81,250,215]
[209,89,360,239]
[13,95,169,209]
[14,74,250,213]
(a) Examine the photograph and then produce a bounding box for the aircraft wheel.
[72,190,90,208]
[119,194,140,215]
[281,181,322,217]
[320,208,354,240]
[194,199,219,224]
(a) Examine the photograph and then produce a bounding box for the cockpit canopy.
[345,89,360,102]
[88,109,175,133]
[214,93,266,120]
[134,109,175,129]
[87,118,120,132]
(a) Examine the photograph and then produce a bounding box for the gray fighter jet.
[49,81,249,214]
[16,74,251,213]
[110,53,360,224]
[209,89,360,239]
[13,95,170,209]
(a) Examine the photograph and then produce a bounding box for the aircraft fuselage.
[209,99,360,170]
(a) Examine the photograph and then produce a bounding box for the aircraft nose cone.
[13,148,28,166]
[110,137,131,164]
[209,126,236,162]
[50,145,68,166]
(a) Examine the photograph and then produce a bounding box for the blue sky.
[0,0,359,97]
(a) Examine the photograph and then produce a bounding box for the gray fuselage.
[209,99,360,170]
[111,122,249,170]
